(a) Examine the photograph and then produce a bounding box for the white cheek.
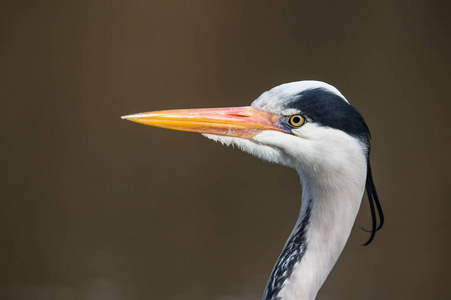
[203,125,367,187]
[253,125,367,180]
[252,131,304,168]
[290,122,320,140]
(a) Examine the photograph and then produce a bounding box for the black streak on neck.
[264,199,312,300]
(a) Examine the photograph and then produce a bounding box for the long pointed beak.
[121,106,288,139]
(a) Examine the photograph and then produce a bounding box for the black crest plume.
[359,160,384,246]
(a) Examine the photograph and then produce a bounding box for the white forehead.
[251,81,349,114]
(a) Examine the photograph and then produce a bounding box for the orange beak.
[121,106,288,139]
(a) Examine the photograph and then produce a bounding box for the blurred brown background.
[1,1,449,299]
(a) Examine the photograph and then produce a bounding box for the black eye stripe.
[286,88,370,144]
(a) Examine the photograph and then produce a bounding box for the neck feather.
[264,159,367,300]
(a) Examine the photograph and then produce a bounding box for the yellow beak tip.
[121,114,138,120]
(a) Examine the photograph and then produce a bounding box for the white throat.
[273,162,367,300]
[203,125,368,300]
[255,127,368,300]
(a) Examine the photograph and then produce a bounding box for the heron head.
[122,80,383,245]
[122,81,370,174]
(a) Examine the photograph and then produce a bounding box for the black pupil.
[292,116,300,124]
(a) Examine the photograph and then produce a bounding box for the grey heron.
[122,81,384,300]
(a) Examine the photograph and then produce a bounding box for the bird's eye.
[288,115,305,127]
